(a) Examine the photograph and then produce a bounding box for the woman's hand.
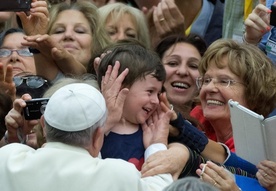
[244,3,271,44]
[18,0,49,35]
[159,92,179,137]
[256,160,276,190]
[152,0,184,38]
[196,161,240,191]
[4,94,39,144]
[0,63,16,101]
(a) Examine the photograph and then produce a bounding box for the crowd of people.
[0,0,276,191]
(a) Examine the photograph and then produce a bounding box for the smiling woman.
[97,3,151,48]
[191,39,276,151]
[155,34,207,119]
[20,1,110,82]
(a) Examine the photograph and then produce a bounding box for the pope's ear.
[40,115,46,137]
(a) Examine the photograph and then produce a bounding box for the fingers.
[244,4,271,33]
[30,0,49,16]
[257,160,276,187]
[197,161,236,190]
[5,98,27,130]
[159,92,177,120]
[102,61,129,94]
[153,0,184,37]
[141,150,170,177]
[141,162,165,177]
[5,65,13,83]
[0,63,4,81]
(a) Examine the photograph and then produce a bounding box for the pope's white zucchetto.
[44,83,106,132]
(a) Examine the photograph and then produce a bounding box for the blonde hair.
[97,3,151,49]
[47,1,110,59]
[199,39,276,117]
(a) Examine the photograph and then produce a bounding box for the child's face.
[123,74,162,124]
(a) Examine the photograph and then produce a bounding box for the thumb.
[16,12,27,24]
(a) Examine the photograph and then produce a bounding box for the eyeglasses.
[196,76,243,89]
[0,48,33,57]
[13,76,48,89]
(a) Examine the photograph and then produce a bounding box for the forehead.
[1,32,25,47]
[54,10,90,26]
[2,32,24,46]
[164,42,201,58]
[106,12,137,28]
[131,74,163,90]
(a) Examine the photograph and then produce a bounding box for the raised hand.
[0,63,16,101]
[4,94,39,145]
[196,161,240,191]
[244,3,271,44]
[101,61,129,134]
[18,0,49,35]
[152,0,184,38]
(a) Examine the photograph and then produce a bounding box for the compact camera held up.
[0,0,32,12]
[23,98,49,120]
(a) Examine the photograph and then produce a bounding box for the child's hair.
[97,39,166,89]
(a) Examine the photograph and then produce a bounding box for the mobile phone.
[23,98,49,120]
[270,5,276,26]
[0,0,31,12]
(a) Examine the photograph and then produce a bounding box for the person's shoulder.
[0,143,35,160]
[0,143,34,152]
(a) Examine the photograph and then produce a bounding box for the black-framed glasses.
[13,76,48,89]
[0,48,33,57]
[196,76,243,89]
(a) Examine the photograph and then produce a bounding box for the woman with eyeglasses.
[191,39,276,152]
[141,37,274,190]
[0,28,35,77]
[190,39,276,191]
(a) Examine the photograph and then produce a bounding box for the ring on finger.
[213,181,218,186]
[170,104,174,111]
[264,173,268,177]
[159,17,165,22]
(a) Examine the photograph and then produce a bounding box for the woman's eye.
[75,27,87,34]
[188,63,199,69]
[53,28,64,34]
[219,79,230,85]
[167,61,178,66]
[107,30,116,36]
[203,78,212,84]
[126,33,136,38]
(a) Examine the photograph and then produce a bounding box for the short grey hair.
[45,109,107,148]
[163,177,219,191]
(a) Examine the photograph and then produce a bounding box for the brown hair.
[199,39,276,117]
